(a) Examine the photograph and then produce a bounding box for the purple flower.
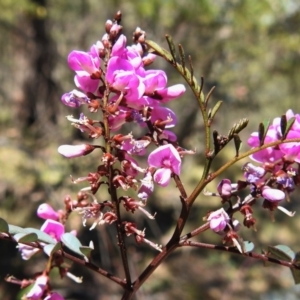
[242,162,265,183]
[247,110,300,163]
[37,203,59,221]
[262,186,285,202]
[138,170,154,201]
[58,144,95,158]
[207,208,230,232]
[26,275,48,300]
[217,179,233,197]
[61,89,90,108]
[148,144,181,186]
[120,138,150,156]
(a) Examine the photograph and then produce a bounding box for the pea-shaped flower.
[148,144,181,187]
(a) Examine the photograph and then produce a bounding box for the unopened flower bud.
[58,144,95,158]
[105,20,113,33]
[262,186,285,202]
[37,203,59,221]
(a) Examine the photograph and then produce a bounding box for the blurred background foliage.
[1,0,300,299]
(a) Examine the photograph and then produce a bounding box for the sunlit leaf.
[61,233,86,258]
[282,117,295,140]
[243,241,254,253]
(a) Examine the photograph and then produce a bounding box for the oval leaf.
[61,233,86,258]
[43,243,62,257]
[268,245,294,262]
[8,224,28,235]
[291,251,300,284]
[80,246,93,258]
[14,232,38,243]
[24,228,56,244]
[243,241,255,253]
[0,218,9,233]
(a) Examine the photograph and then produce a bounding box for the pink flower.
[106,57,145,102]
[207,208,230,232]
[18,220,65,260]
[26,275,48,300]
[68,45,101,93]
[157,84,186,103]
[58,144,95,158]
[148,144,181,186]
[41,219,65,242]
[37,203,59,221]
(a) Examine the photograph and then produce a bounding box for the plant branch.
[0,234,126,288]
[180,240,300,270]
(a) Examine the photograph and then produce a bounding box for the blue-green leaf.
[268,245,294,261]
[291,251,300,284]
[24,228,56,244]
[79,246,93,258]
[243,241,255,253]
[61,233,86,258]
[14,232,38,243]
[8,224,28,235]
[43,243,61,256]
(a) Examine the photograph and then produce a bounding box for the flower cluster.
[57,12,188,237]
[205,110,300,250]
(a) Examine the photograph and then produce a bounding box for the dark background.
[1,0,300,299]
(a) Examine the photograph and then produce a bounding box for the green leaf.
[243,241,254,253]
[0,218,9,233]
[8,224,28,235]
[79,246,93,258]
[291,251,300,284]
[209,101,223,122]
[43,243,61,256]
[178,44,186,73]
[145,39,174,63]
[14,232,38,243]
[267,245,294,261]
[25,228,56,244]
[282,117,295,140]
[280,114,287,140]
[233,134,242,157]
[165,34,177,62]
[61,233,86,258]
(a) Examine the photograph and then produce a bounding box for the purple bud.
[262,186,285,202]
[58,144,95,158]
[61,90,90,108]
[217,179,232,196]
[243,162,265,183]
[207,208,230,232]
